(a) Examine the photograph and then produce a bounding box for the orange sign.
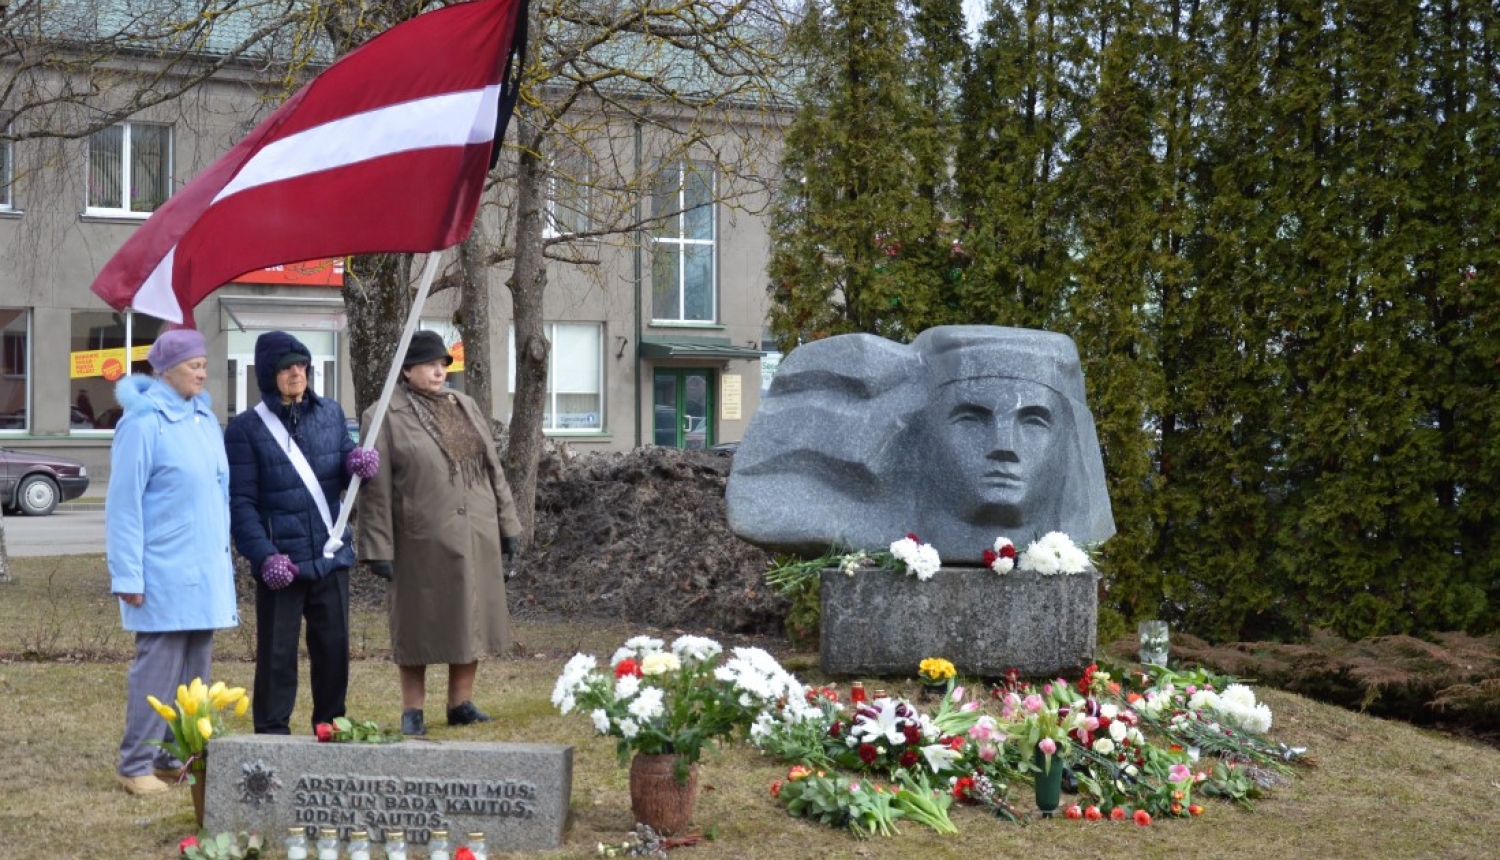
[230,258,345,287]
[71,345,151,379]
[449,340,466,373]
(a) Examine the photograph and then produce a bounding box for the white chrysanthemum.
[909,544,943,580]
[624,635,664,653]
[1019,531,1091,574]
[989,555,1014,574]
[1246,703,1273,734]
[628,687,665,721]
[1221,683,1258,710]
[609,647,636,667]
[1099,703,1119,720]
[670,634,723,664]
[1093,737,1115,755]
[1109,720,1128,743]
[618,717,639,739]
[590,708,611,734]
[615,674,641,699]
[640,652,681,676]
[552,654,598,713]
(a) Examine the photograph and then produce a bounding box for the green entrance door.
[652,369,715,449]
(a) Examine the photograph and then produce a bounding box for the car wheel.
[17,475,59,516]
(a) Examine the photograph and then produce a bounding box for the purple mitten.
[346,447,380,480]
[262,554,298,590]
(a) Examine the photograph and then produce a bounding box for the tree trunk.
[502,112,550,541]
[457,232,493,424]
[0,507,11,584]
[343,253,414,421]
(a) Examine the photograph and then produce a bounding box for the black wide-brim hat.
[403,330,454,368]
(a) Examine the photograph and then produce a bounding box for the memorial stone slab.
[204,736,572,851]
[819,567,1098,677]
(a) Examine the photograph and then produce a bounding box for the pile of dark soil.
[506,445,787,635]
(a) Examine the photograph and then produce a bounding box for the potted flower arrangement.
[996,679,1085,817]
[552,635,799,834]
[917,657,956,701]
[146,678,250,827]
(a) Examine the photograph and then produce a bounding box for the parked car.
[0,448,90,516]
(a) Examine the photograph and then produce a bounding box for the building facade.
[0,60,780,488]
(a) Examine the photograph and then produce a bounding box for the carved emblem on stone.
[237,760,282,806]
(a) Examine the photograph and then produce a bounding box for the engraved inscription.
[290,774,538,843]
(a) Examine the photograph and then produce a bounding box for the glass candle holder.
[1138,620,1170,666]
[347,830,371,860]
[384,830,407,860]
[426,829,451,860]
[316,827,340,860]
[285,827,309,860]
[464,832,487,860]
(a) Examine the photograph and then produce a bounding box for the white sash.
[253,401,335,538]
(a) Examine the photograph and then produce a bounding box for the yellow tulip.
[176,684,192,712]
[197,717,213,740]
[209,681,226,698]
[146,695,178,722]
[189,678,208,703]
[234,696,249,717]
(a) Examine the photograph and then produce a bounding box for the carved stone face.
[927,378,1071,527]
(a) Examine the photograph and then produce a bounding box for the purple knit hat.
[146,330,208,372]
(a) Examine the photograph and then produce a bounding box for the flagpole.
[323,251,443,558]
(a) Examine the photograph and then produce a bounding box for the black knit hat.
[403,330,454,368]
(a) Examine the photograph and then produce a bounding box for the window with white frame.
[86,121,172,215]
[544,151,591,238]
[508,322,603,431]
[0,113,12,210]
[650,161,716,322]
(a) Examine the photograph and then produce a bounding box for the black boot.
[447,701,492,726]
[401,709,426,736]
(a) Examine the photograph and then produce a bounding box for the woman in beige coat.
[357,331,523,736]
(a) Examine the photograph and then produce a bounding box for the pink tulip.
[1039,738,1057,756]
[1168,764,1192,783]
[1023,694,1045,714]
[978,745,998,762]
[951,685,966,701]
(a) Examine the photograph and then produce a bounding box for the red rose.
[179,836,198,855]
[1064,804,1083,820]
[1084,805,1103,821]
[1110,807,1127,821]
[1134,809,1152,827]
[898,750,919,769]
[314,723,333,743]
[614,658,642,679]
[858,744,878,764]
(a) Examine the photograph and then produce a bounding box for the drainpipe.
[632,119,643,448]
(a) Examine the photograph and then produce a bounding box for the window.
[544,152,591,238]
[86,121,171,215]
[0,310,30,431]
[0,113,12,210]
[508,322,603,432]
[650,162,716,322]
[69,310,166,432]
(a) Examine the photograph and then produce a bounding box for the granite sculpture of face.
[928,376,1072,527]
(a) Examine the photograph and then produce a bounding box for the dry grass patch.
[2,556,1498,859]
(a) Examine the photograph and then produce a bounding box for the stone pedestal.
[819,567,1098,678]
[204,736,572,851]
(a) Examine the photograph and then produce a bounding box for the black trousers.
[252,568,350,734]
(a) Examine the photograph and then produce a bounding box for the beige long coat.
[356,387,522,666]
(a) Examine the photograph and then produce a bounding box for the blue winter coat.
[225,332,356,581]
[106,375,239,633]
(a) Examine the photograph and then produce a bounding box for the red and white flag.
[90,0,527,325]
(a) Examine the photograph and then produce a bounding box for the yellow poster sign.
[71,345,151,380]
[449,340,466,373]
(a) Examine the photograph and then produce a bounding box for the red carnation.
[1134,809,1152,827]
[946,735,966,751]
[898,750,920,769]
[906,533,921,542]
[314,722,333,743]
[858,744,878,764]
[455,848,477,860]
[982,548,998,566]
[1000,543,1017,559]
[951,776,975,800]
[828,720,843,738]
[902,725,922,745]
[614,658,642,679]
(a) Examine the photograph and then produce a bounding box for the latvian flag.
[90,0,528,326]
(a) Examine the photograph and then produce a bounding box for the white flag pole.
[323,250,444,557]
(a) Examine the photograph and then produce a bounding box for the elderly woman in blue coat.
[107,329,239,795]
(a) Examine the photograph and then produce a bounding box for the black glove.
[366,560,394,581]
[502,536,521,580]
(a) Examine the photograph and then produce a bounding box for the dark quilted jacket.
[225,332,356,580]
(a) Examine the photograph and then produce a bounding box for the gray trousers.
[119,630,214,777]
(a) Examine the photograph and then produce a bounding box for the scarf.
[402,382,489,488]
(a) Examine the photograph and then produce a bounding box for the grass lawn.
[0,555,1496,860]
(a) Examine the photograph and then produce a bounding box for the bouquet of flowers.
[146,678,249,779]
[996,680,1085,776]
[984,532,1094,575]
[553,635,801,781]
